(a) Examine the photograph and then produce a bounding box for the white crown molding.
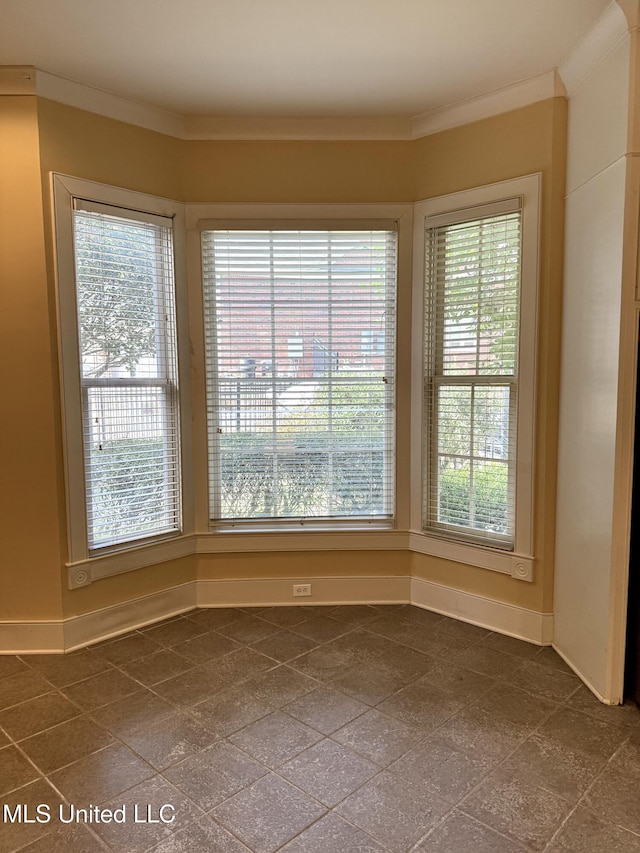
[616,0,640,29]
[35,68,185,137]
[2,64,565,141]
[410,71,564,140]
[183,115,412,141]
[0,65,36,95]
[559,2,629,95]
[183,71,566,142]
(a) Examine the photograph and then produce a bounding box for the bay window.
[53,176,186,564]
[53,173,536,585]
[415,175,539,573]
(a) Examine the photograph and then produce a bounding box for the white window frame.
[50,175,536,584]
[186,203,413,536]
[52,174,193,576]
[410,175,540,580]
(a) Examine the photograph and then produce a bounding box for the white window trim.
[52,174,194,570]
[410,174,540,580]
[52,178,540,589]
[185,202,414,536]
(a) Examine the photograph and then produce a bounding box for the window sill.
[67,528,533,589]
[67,535,195,589]
[67,529,405,588]
[209,517,394,533]
[198,528,404,553]
[408,531,534,581]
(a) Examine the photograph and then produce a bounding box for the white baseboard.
[0,621,65,654]
[0,575,553,653]
[197,575,411,607]
[9,576,629,705]
[551,643,619,705]
[411,577,554,645]
[64,582,197,651]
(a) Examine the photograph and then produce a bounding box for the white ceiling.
[0,0,612,119]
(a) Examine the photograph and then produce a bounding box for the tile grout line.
[540,733,640,851]
[3,606,639,853]
[404,671,588,850]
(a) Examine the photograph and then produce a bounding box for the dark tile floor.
[1,604,640,852]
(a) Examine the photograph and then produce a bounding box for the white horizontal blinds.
[424,206,521,547]
[202,228,397,523]
[72,203,181,550]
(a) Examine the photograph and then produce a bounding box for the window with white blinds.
[72,201,182,550]
[201,227,397,526]
[423,201,521,548]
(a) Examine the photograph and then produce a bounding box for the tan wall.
[64,556,196,617]
[412,99,563,199]
[182,140,414,203]
[1,95,565,621]
[197,551,409,580]
[0,96,63,619]
[411,99,568,614]
[35,99,188,618]
[411,554,545,612]
[37,99,183,201]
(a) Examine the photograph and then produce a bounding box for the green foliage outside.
[438,462,508,533]
[295,373,386,439]
[437,214,520,376]
[218,372,389,518]
[75,215,159,378]
[428,214,518,534]
[75,213,177,544]
[88,439,168,543]
[219,437,384,519]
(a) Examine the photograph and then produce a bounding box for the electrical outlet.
[293,583,312,597]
